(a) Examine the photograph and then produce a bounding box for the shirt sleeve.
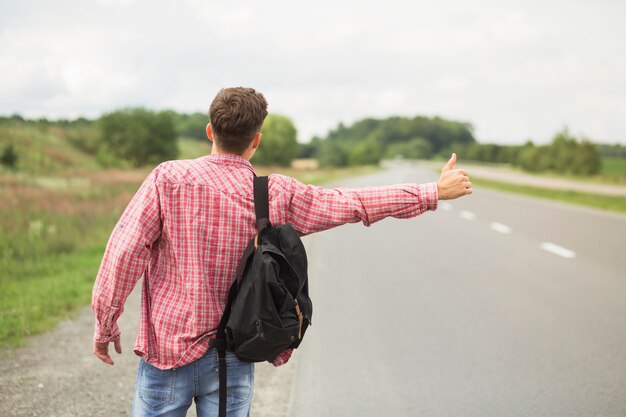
[282,176,439,236]
[270,348,293,367]
[91,166,162,343]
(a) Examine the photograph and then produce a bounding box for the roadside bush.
[0,144,18,169]
[569,141,601,175]
[517,145,552,172]
[514,130,601,175]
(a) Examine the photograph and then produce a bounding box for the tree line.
[0,110,299,169]
[300,115,476,167]
[447,129,603,175]
[303,116,612,176]
[1,112,621,175]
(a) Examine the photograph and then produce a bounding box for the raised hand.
[437,153,472,200]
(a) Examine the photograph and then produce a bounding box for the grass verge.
[0,246,104,349]
[473,177,626,214]
[601,157,626,179]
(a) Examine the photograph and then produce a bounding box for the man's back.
[135,154,262,369]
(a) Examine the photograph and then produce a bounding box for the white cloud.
[0,0,625,144]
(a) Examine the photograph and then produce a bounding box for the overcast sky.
[1,0,625,144]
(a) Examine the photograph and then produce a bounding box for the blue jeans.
[131,348,254,417]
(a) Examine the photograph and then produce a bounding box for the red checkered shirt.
[92,154,439,370]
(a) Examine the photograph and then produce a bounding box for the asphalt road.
[289,161,626,417]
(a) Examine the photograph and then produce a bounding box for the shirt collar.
[205,153,255,173]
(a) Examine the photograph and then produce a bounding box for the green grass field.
[0,247,103,347]
[601,157,626,176]
[0,166,148,348]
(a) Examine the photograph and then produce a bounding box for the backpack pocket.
[234,319,300,362]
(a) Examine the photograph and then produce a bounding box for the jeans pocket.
[224,353,254,407]
[138,359,176,411]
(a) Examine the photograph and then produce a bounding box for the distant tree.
[171,112,209,140]
[9,114,25,124]
[317,141,349,167]
[99,108,178,167]
[550,129,601,175]
[66,125,101,155]
[497,145,523,164]
[385,138,432,159]
[458,143,521,164]
[517,144,552,172]
[0,144,18,169]
[317,114,476,166]
[597,143,626,158]
[348,137,383,166]
[571,140,601,175]
[253,114,298,166]
[297,136,322,159]
[550,129,577,173]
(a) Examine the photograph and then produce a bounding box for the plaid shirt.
[92,154,438,370]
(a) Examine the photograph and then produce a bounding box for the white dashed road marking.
[490,222,512,234]
[449,208,578,260]
[540,242,576,259]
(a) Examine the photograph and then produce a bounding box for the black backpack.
[210,175,313,417]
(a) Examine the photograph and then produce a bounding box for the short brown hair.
[208,87,268,154]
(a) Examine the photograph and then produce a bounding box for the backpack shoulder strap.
[253,176,271,231]
[211,175,271,417]
[214,175,271,341]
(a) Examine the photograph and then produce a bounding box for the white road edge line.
[541,242,576,259]
[460,210,476,220]
[490,222,512,234]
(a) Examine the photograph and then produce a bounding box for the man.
[92,87,472,417]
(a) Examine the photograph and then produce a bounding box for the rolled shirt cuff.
[93,321,121,343]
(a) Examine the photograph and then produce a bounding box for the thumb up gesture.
[438,153,472,200]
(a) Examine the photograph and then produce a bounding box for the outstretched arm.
[282,177,437,237]
[282,153,471,236]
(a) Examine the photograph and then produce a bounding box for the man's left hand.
[93,336,122,365]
